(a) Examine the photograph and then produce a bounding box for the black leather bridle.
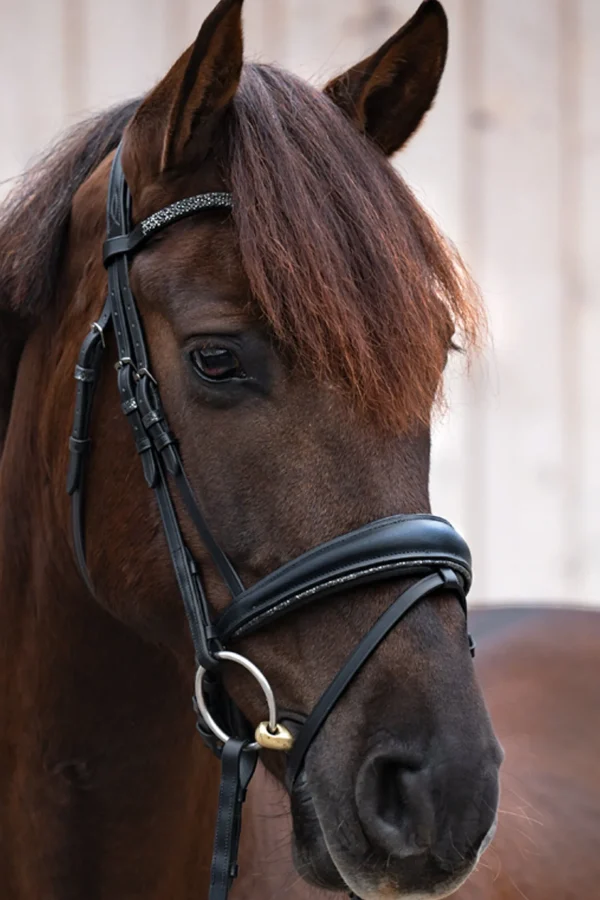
[67,143,475,900]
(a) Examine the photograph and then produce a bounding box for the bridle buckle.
[91,320,106,347]
[134,365,157,385]
[114,356,135,372]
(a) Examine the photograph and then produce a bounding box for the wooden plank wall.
[1,0,598,606]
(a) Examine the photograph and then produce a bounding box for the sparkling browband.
[103,191,233,265]
[140,193,233,238]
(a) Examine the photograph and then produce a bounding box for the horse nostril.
[356,751,436,859]
[355,748,499,865]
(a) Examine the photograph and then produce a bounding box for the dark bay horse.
[0,1,508,897]
[237,607,600,899]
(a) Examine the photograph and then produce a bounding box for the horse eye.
[190,346,247,383]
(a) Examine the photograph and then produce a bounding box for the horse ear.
[128,0,244,174]
[324,0,448,156]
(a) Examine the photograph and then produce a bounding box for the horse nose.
[355,746,500,865]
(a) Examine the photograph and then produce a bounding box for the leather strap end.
[67,437,91,495]
[141,449,158,488]
[66,455,81,496]
[161,444,180,475]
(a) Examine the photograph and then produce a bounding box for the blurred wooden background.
[1,0,599,606]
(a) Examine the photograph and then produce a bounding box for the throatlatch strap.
[209,740,258,900]
[67,297,112,594]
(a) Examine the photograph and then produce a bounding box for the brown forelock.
[226,63,485,433]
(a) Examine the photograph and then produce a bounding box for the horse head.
[0,1,501,897]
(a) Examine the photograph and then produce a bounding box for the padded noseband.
[217,513,471,641]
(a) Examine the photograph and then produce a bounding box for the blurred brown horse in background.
[237,607,600,899]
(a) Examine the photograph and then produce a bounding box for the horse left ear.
[127,0,244,175]
[324,0,448,156]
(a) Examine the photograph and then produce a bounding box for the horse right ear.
[126,0,244,176]
[324,0,448,157]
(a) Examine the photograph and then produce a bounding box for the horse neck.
[0,335,220,899]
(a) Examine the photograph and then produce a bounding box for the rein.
[67,143,475,900]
